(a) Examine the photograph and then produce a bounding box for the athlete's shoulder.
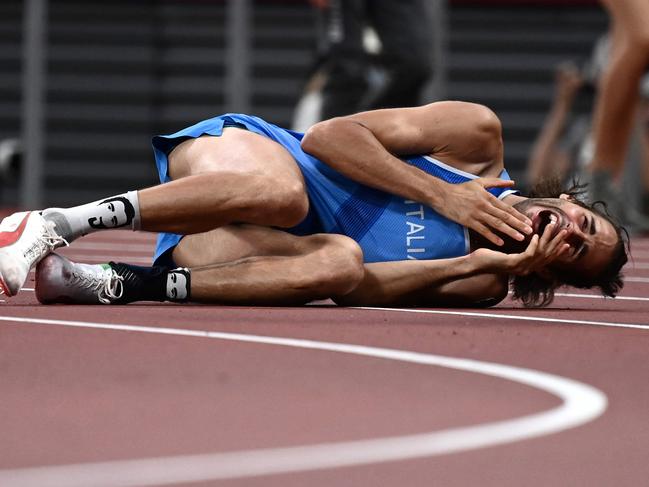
[416,102,505,177]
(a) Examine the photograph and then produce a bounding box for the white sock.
[42,191,141,242]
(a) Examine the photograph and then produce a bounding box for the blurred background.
[1,0,608,208]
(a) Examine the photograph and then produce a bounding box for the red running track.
[1,230,649,487]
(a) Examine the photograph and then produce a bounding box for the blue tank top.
[287,150,516,262]
[150,113,517,265]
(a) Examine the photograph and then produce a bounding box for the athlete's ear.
[559,193,573,201]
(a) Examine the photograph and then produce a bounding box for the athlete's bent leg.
[143,128,309,233]
[0,129,310,296]
[47,129,309,239]
[180,233,365,306]
[35,225,365,306]
[591,0,649,178]
[588,0,649,227]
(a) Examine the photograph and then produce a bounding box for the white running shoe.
[0,211,67,296]
[35,253,124,304]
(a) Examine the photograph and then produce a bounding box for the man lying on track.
[0,101,628,307]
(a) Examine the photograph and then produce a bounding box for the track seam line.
[355,307,649,330]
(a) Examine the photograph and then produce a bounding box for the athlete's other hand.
[470,221,569,276]
[438,178,532,246]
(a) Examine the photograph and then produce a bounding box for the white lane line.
[627,277,649,283]
[503,291,649,302]
[553,292,649,302]
[0,315,606,487]
[357,308,649,330]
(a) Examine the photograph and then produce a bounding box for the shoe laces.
[27,221,69,260]
[71,267,124,304]
[40,221,69,250]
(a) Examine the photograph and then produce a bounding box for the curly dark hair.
[510,177,629,307]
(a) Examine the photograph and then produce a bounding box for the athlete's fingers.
[540,240,570,269]
[523,233,540,257]
[475,178,532,225]
[537,236,558,266]
[551,242,570,260]
[472,222,504,247]
[538,221,556,247]
[475,178,515,189]
[546,228,568,255]
[483,204,532,241]
[516,234,541,273]
[477,211,525,242]
[535,230,569,273]
[542,228,569,261]
[484,192,533,228]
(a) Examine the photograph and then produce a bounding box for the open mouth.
[533,210,561,238]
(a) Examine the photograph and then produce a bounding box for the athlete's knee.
[310,234,364,295]
[265,180,309,228]
[218,172,308,227]
[328,235,364,295]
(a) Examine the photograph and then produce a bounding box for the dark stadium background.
[0,0,606,206]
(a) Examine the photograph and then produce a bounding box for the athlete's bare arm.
[301,101,533,247]
[335,222,568,308]
[333,257,508,308]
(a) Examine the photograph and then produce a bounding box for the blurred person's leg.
[641,96,649,214]
[367,0,433,109]
[589,0,649,225]
[526,62,584,188]
[292,0,335,130]
[320,0,369,119]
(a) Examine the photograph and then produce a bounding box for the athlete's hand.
[436,178,532,246]
[470,221,569,276]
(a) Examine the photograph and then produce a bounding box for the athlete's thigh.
[167,127,305,185]
[173,224,324,268]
